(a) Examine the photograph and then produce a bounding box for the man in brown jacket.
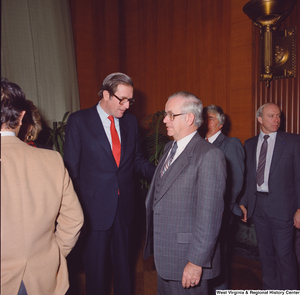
[1,78,84,295]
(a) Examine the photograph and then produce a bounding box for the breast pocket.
[177,233,192,244]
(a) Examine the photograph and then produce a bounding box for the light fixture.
[243,0,297,87]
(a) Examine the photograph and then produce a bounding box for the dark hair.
[98,72,133,98]
[1,78,28,129]
[18,100,42,142]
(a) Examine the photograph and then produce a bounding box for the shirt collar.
[0,130,16,137]
[176,131,197,150]
[206,130,221,143]
[259,130,277,141]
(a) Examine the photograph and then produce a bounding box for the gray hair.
[168,91,203,127]
[98,72,133,98]
[203,105,225,126]
[256,102,279,118]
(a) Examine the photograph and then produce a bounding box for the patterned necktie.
[257,134,270,186]
[160,141,178,177]
[108,116,121,166]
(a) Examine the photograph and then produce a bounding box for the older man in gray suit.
[144,91,226,294]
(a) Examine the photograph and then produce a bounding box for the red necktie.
[108,116,121,166]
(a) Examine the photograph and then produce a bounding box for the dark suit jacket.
[240,130,300,220]
[212,133,245,216]
[144,133,226,281]
[64,104,155,230]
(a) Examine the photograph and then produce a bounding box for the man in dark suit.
[64,73,155,295]
[239,102,300,289]
[144,91,226,294]
[202,105,245,291]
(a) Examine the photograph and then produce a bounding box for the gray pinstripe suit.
[144,132,226,285]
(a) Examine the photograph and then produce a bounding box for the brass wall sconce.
[243,0,297,87]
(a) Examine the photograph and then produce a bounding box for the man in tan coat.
[1,78,84,295]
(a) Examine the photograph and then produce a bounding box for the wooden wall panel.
[124,0,253,142]
[229,0,253,142]
[69,0,120,110]
[69,0,269,143]
[125,0,232,121]
[252,2,300,135]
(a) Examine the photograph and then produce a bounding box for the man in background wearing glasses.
[64,72,155,295]
[144,91,226,294]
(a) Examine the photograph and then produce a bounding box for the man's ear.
[103,90,110,101]
[19,111,26,126]
[258,116,263,125]
[186,113,195,126]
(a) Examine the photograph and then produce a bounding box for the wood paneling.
[69,0,120,110]
[123,0,253,142]
[69,0,299,143]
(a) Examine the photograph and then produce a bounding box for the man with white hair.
[144,91,226,294]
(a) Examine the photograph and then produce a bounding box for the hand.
[294,209,300,229]
[239,205,248,223]
[182,261,202,289]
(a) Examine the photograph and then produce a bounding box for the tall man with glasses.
[239,102,300,289]
[144,91,226,294]
[64,73,155,295]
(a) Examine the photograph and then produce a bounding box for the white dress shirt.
[97,102,121,149]
[167,131,197,165]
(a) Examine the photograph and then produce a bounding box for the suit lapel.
[153,134,200,205]
[119,117,128,163]
[270,131,286,175]
[212,132,225,149]
[88,105,116,164]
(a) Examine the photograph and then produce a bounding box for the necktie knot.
[264,135,270,141]
[108,115,114,123]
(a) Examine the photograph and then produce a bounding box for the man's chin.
[116,111,126,118]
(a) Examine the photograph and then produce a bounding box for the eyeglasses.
[112,93,135,106]
[163,111,187,121]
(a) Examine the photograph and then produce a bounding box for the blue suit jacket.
[212,133,245,216]
[64,104,155,230]
[240,130,300,220]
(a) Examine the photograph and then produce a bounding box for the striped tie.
[257,135,269,186]
[160,141,178,177]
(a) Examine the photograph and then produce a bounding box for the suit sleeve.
[239,140,251,208]
[64,113,82,194]
[226,138,245,211]
[187,147,226,267]
[55,155,84,257]
[132,117,156,181]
